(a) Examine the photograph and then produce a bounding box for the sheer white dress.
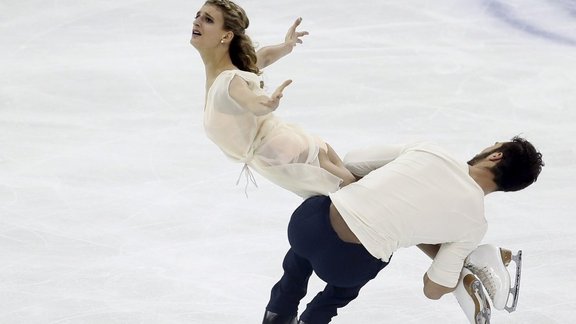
[204,70,341,198]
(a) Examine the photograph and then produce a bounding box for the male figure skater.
[262,137,543,324]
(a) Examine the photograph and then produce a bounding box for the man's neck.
[468,165,498,195]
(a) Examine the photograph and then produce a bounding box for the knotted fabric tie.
[235,163,258,197]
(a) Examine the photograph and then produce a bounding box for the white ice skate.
[464,244,522,312]
[454,268,491,324]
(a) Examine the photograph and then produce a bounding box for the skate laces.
[467,264,497,299]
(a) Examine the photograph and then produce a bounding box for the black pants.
[266,196,388,323]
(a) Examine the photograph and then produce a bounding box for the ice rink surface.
[1,0,575,323]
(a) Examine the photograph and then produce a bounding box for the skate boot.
[465,244,522,312]
[262,310,297,324]
[454,268,491,324]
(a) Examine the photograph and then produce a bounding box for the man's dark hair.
[491,136,544,192]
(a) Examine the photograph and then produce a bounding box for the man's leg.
[297,236,386,324]
[263,196,334,323]
[265,248,313,319]
[299,282,367,324]
[289,197,387,324]
[264,195,387,324]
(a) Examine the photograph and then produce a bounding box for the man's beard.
[467,150,495,166]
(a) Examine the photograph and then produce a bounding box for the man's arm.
[418,243,441,259]
[418,244,456,299]
[417,243,483,300]
[423,273,456,300]
[343,144,408,177]
[256,18,309,69]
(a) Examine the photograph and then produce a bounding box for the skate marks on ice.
[481,0,576,46]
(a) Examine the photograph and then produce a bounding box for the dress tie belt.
[235,163,258,197]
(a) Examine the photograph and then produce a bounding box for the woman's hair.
[205,0,260,75]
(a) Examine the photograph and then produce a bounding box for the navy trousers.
[266,196,388,323]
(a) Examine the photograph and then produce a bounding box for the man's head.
[468,136,544,192]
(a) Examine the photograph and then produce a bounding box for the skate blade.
[504,250,522,313]
[468,279,491,324]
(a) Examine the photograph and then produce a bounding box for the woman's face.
[190,4,227,49]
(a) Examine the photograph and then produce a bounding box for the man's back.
[329,142,487,287]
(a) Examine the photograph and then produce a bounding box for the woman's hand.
[284,17,309,48]
[256,18,309,69]
[260,80,292,111]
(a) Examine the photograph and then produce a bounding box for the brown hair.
[205,0,260,75]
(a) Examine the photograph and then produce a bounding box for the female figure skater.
[191,0,355,198]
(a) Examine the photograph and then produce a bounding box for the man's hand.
[423,273,456,300]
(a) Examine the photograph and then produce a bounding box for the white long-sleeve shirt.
[329,142,487,287]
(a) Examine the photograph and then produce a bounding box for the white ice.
[1,0,575,323]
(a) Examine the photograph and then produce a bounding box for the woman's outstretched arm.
[256,17,309,69]
[229,76,292,115]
